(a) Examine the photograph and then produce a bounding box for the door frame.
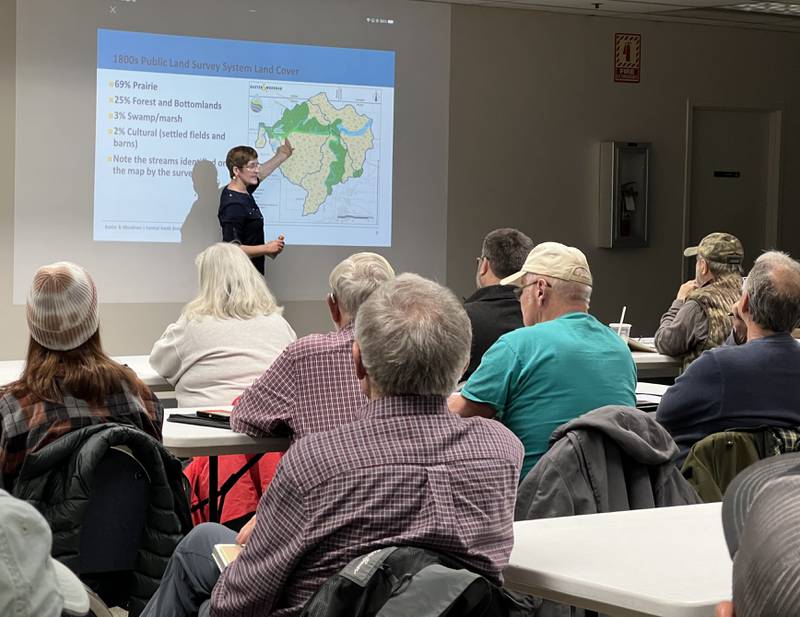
[681,100,783,276]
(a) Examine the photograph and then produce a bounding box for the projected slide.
[93,29,394,246]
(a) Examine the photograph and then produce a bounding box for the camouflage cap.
[683,232,744,265]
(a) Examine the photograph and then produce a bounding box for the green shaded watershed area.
[264,102,359,195]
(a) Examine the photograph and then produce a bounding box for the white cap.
[0,490,90,616]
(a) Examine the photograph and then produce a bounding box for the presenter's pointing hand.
[277,139,294,159]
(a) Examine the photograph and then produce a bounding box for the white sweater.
[149,313,297,407]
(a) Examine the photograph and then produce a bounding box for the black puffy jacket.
[11,423,191,616]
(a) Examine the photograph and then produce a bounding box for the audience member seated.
[0,489,91,617]
[657,251,800,466]
[149,243,297,527]
[229,251,394,439]
[655,232,744,367]
[139,273,523,617]
[149,242,296,407]
[718,452,800,617]
[449,242,636,479]
[0,262,163,490]
[463,227,534,380]
[191,252,391,529]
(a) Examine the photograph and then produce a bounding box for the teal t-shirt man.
[449,241,637,480]
[462,312,636,478]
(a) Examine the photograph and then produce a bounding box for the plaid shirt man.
[231,324,365,439]
[212,394,523,617]
[0,381,163,489]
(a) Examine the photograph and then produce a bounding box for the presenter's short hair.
[328,253,395,319]
[356,273,471,397]
[226,146,259,178]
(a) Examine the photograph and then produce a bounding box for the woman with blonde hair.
[150,243,296,528]
[0,262,163,489]
[150,242,296,407]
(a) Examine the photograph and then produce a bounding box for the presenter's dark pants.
[139,523,236,617]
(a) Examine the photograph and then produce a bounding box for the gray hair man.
[232,252,394,440]
[140,274,523,617]
[655,232,744,367]
[463,228,534,380]
[657,250,800,465]
[227,252,394,540]
[450,242,637,480]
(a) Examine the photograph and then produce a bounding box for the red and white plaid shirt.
[211,394,523,617]
[0,380,163,489]
[230,325,365,440]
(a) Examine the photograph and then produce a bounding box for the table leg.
[209,455,219,523]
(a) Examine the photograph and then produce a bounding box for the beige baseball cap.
[501,242,593,287]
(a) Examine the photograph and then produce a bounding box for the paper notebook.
[627,338,658,353]
[211,544,244,572]
[212,543,243,571]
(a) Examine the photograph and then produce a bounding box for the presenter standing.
[218,141,293,274]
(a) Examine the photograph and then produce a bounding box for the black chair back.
[77,446,150,606]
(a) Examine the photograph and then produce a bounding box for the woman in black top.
[218,142,292,274]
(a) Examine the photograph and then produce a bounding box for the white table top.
[0,356,171,392]
[632,352,681,379]
[629,337,681,379]
[636,381,668,405]
[0,350,683,392]
[162,408,290,458]
[505,503,732,617]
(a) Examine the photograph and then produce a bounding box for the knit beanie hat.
[26,262,99,351]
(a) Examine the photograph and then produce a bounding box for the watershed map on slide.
[249,84,381,228]
[93,30,395,246]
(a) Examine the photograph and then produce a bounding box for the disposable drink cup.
[609,323,631,339]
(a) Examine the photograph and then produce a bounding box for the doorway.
[683,105,782,278]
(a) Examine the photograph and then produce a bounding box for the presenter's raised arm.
[258,139,294,181]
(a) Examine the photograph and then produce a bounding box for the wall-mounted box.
[598,141,650,248]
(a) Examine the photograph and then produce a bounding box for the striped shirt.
[0,380,163,489]
[230,325,366,440]
[212,395,524,617]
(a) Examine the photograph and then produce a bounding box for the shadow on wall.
[180,159,222,257]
